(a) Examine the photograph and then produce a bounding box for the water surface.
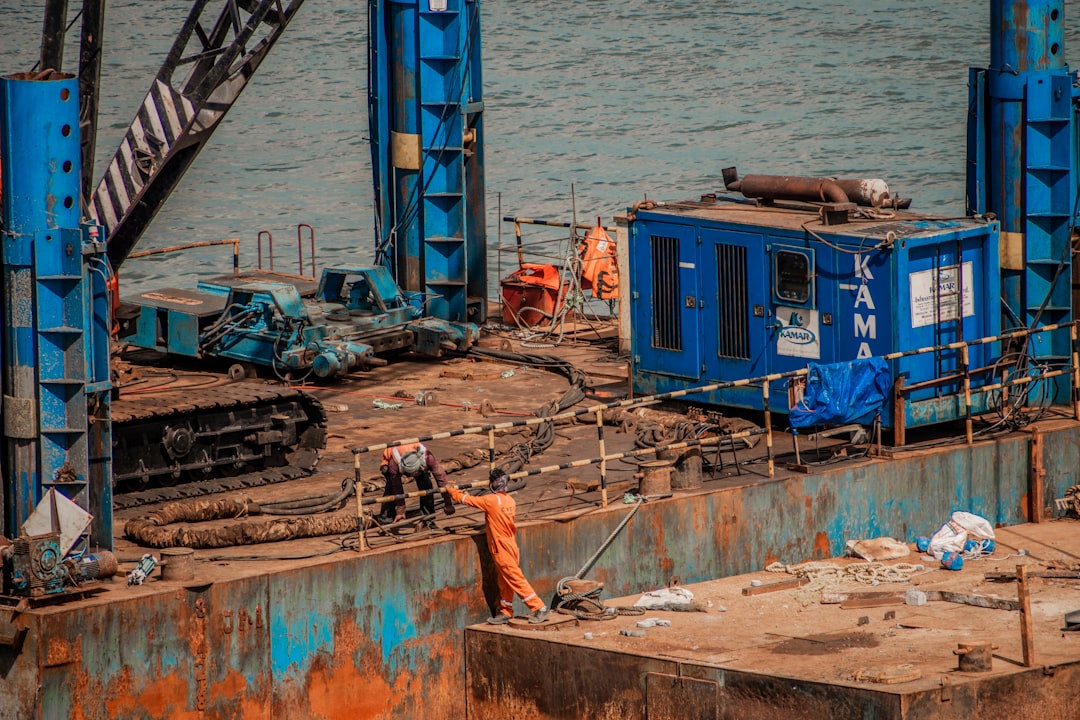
[3,1,1072,292]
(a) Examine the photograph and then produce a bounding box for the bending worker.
[447,470,550,625]
[380,442,454,529]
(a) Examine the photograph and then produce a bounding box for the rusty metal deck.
[465,520,1080,719]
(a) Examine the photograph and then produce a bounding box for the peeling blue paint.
[377,596,418,668]
[271,601,333,678]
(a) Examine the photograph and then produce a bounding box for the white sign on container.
[909,262,974,328]
[776,307,820,359]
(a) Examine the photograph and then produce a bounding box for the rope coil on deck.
[766,559,928,605]
[766,560,925,585]
[553,579,644,620]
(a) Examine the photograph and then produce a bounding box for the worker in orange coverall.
[447,469,551,625]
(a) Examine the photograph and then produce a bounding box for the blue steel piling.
[0,70,112,546]
[976,0,1073,398]
[0,71,83,533]
[370,0,487,322]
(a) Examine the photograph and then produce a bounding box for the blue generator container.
[628,193,1001,431]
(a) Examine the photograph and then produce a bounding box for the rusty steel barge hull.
[465,518,1080,720]
[1,416,1077,719]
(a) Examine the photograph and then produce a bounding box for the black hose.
[259,476,355,515]
[469,349,588,479]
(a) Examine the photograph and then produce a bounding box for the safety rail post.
[257,230,273,270]
[892,377,907,447]
[497,193,504,321]
[596,408,608,508]
[297,223,316,278]
[514,219,525,268]
[231,238,239,275]
[875,413,883,458]
[961,343,973,444]
[762,382,774,478]
[488,429,496,472]
[1072,323,1080,421]
[1000,367,1010,415]
[354,453,367,552]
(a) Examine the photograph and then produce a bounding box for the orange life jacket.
[578,220,618,300]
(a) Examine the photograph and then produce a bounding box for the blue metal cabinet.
[629,198,1001,430]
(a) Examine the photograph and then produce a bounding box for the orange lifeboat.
[500,263,566,327]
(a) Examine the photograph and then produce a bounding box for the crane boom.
[89,0,306,271]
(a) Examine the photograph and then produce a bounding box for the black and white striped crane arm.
[89,0,306,271]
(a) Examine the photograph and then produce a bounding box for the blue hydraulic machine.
[368,0,488,324]
[120,265,478,378]
[967,0,1074,401]
[0,71,113,549]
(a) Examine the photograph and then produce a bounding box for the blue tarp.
[789,357,891,428]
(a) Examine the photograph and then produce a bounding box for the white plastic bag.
[951,511,995,540]
[928,511,994,559]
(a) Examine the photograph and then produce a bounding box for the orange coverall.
[447,486,544,617]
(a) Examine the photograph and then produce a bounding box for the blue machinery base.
[1,423,1076,719]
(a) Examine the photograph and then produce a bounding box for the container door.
[632,220,701,380]
[700,227,768,382]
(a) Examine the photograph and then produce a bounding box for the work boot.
[486,613,511,625]
[420,519,438,531]
[528,606,551,624]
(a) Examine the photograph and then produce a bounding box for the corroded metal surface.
[902,664,1080,720]
[267,540,477,719]
[646,674,719,720]
[466,650,1080,720]
[465,632,674,719]
[1,424,1078,718]
[3,579,272,720]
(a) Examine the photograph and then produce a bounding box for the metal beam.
[39,0,70,72]
[78,0,107,208]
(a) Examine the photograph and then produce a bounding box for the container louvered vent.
[717,243,750,359]
[650,235,681,351]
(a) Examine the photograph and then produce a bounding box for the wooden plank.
[564,478,631,494]
[852,667,923,685]
[741,577,809,596]
[840,594,906,609]
[926,590,1019,612]
[1031,429,1045,523]
[822,590,906,605]
[985,569,1080,582]
[439,366,505,381]
[825,589,1019,611]
[1018,564,1035,666]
